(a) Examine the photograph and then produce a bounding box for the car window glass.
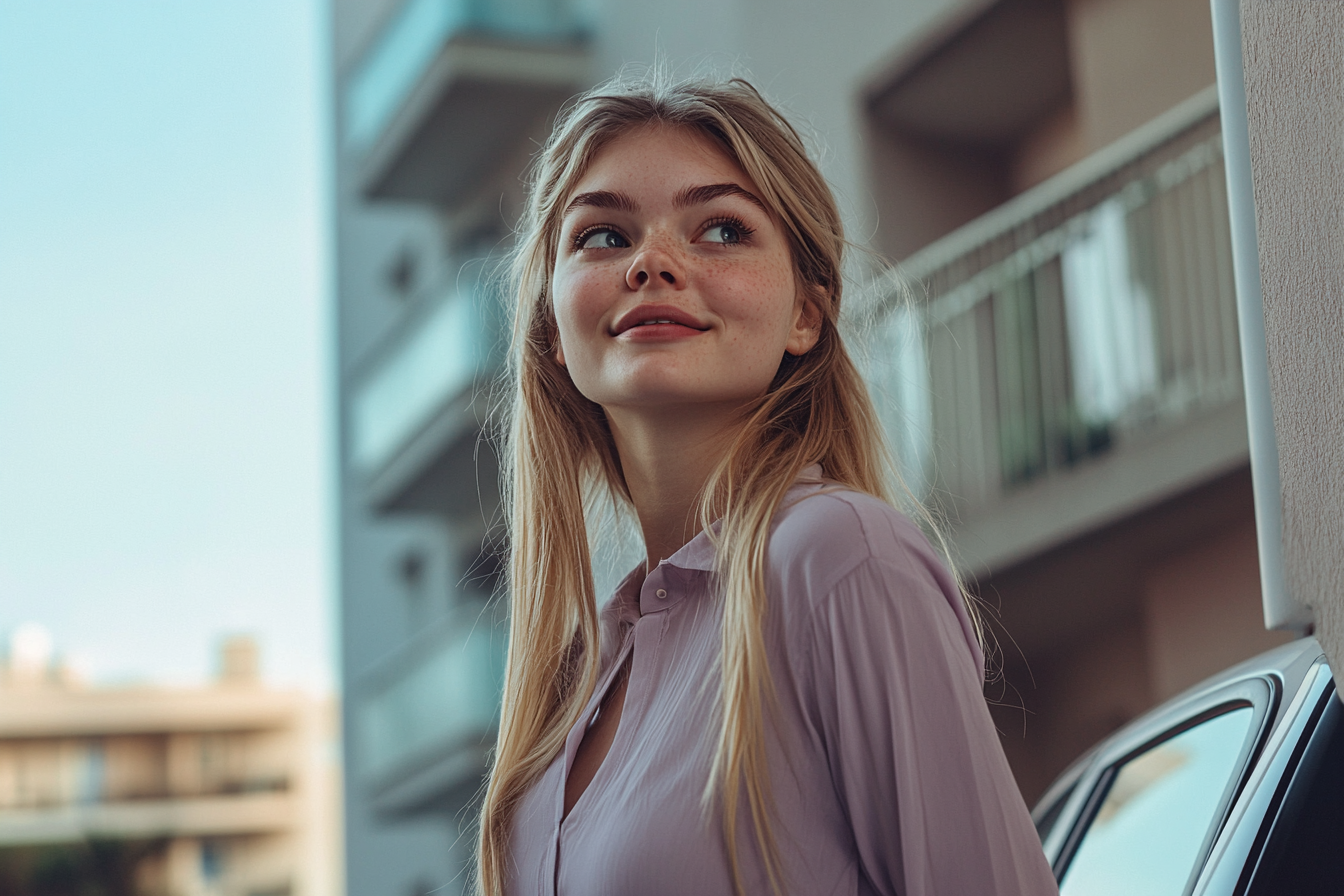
[1247,692,1344,896]
[1060,706,1253,896]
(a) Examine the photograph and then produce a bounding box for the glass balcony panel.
[344,0,587,151]
[358,618,506,783]
[351,281,495,477]
[346,0,464,151]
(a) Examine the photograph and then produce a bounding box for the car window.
[1246,691,1344,896]
[1060,706,1254,896]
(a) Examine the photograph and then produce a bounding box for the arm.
[802,544,1058,896]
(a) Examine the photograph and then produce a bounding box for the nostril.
[659,271,675,284]
[635,270,648,285]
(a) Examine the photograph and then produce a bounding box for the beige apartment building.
[0,630,340,896]
[330,0,1295,891]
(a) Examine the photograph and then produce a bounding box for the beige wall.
[988,470,1291,803]
[1142,519,1292,701]
[995,612,1153,803]
[870,0,1220,256]
[1065,0,1217,151]
[1014,0,1219,187]
[1240,1,1344,688]
[0,679,340,896]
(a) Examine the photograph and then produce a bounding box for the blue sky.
[0,1,333,691]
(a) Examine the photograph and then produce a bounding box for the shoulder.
[767,481,952,610]
[767,480,986,681]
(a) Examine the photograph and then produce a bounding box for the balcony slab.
[951,399,1250,576]
[358,37,589,207]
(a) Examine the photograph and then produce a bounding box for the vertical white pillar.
[1214,0,1344,687]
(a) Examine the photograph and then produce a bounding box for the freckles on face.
[548,125,812,413]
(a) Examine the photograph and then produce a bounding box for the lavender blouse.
[505,467,1059,895]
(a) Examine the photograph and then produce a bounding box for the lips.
[611,304,710,336]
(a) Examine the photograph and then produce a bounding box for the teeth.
[639,319,673,325]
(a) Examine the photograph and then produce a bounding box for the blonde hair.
[477,74,972,895]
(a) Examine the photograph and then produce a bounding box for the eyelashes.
[572,225,629,251]
[701,216,755,244]
[567,215,756,252]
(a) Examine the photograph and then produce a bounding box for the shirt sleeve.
[801,545,1060,896]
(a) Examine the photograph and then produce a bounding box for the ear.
[555,338,567,368]
[785,285,824,356]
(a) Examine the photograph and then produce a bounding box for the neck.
[606,402,746,571]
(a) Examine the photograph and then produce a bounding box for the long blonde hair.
[478,74,971,895]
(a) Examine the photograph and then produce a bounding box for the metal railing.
[864,90,1241,525]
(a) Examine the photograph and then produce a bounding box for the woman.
[478,75,1057,896]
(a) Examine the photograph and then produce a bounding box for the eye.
[701,218,753,244]
[577,228,630,250]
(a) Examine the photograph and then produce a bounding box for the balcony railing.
[356,608,506,792]
[862,87,1242,534]
[350,270,504,489]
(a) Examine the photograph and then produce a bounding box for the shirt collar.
[663,463,824,571]
[607,461,828,615]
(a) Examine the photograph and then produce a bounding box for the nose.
[625,240,683,290]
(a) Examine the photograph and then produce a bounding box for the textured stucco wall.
[1241,1,1344,683]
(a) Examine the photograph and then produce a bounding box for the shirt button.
[655,588,668,600]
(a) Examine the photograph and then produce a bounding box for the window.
[1060,706,1255,896]
[1247,691,1344,896]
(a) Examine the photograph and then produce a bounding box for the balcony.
[349,269,505,515]
[344,0,590,207]
[862,86,1247,573]
[0,792,295,846]
[355,606,507,816]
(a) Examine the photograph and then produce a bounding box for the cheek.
[551,271,596,341]
[719,263,800,342]
[550,267,611,375]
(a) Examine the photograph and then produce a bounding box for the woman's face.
[550,125,819,418]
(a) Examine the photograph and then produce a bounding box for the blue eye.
[579,228,629,249]
[702,221,749,244]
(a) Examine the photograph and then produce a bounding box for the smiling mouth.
[612,306,711,335]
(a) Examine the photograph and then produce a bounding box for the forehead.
[567,124,757,200]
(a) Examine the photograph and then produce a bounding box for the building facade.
[328,0,1291,892]
[0,631,340,896]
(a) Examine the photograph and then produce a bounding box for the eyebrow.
[563,189,638,216]
[674,183,768,214]
[562,183,769,217]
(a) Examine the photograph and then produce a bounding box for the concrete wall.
[1142,518,1289,701]
[1240,1,1344,687]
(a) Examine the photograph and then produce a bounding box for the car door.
[1192,659,1342,896]
[1040,675,1278,896]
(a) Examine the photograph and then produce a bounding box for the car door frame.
[1040,672,1281,894]
[1192,658,1335,896]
